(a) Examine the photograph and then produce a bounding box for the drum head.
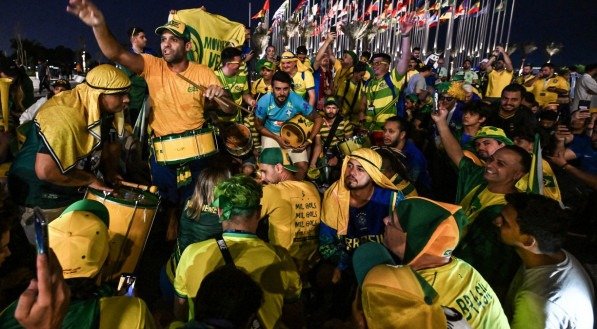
[223,124,253,157]
[87,187,158,208]
[280,123,305,148]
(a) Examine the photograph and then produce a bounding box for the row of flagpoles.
[250,0,516,69]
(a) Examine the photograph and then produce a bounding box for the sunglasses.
[226,61,241,65]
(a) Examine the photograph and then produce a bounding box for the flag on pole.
[455,2,466,17]
[427,13,439,27]
[252,0,270,19]
[430,1,441,11]
[311,3,319,16]
[272,0,290,21]
[439,8,452,20]
[366,0,380,15]
[526,133,545,195]
[170,8,245,69]
[467,1,480,15]
[293,0,308,14]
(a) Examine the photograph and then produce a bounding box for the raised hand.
[15,251,71,329]
[66,0,105,27]
[399,12,417,35]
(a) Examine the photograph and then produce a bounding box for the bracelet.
[561,163,570,170]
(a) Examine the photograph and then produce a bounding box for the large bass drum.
[86,187,159,281]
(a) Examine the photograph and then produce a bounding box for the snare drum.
[152,127,218,165]
[280,114,314,148]
[86,187,159,281]
[222,123,253,157]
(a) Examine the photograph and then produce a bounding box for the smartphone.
[117,273,137,297]
[330,26,337,33]
[33,207,49,255]
[432,92,439,115]
[578,100,590,113]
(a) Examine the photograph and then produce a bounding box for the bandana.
[211,175,262,222]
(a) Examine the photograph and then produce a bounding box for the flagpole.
[505,0,516,47]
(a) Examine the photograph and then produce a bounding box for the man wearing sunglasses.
[215,47,257,117]
[360,14,416,136]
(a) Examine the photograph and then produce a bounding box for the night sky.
[0,0,594,67]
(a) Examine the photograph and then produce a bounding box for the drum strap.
[323,115,343,154]
[215,234,236,267]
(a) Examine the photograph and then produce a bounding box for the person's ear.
[521,234,536,249]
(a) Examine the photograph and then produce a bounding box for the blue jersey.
[255,91,313,134]
[319,186,404,270]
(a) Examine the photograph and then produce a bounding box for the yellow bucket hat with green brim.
[474,126,513,145]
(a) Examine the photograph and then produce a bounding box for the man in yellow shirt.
[68,0,230,206]
[173,176,302,328]
[525,63,570,108]
[258,148,321,274]
[485,46,514,101]
[279,51,316,107]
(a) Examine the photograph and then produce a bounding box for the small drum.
[280,114,314,148]
[86,187,159,281]
[337,135,370,156]
[222,123,253,157]
[152,127,218,165]
[369,130,384,146]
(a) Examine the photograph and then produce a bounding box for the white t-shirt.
[506,250,595,329]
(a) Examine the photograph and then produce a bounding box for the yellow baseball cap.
[49,200,110,279]
[155,20,191,41]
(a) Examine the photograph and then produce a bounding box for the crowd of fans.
[0,1,595,328]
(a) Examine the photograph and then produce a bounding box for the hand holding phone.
[33,208,49,255]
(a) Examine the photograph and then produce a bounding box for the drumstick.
[119,181,158,194]
[176,73,253,114]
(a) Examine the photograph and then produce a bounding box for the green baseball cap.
[324,97,339,107]
[259,148,298,172]
[261,61,275,71]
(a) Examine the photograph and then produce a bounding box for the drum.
[280,114,314,148]
[152,127,218,165]
[369,130,384,146]
[86,187,159,281]
[222,123,253,157]
[337,135,369,156]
